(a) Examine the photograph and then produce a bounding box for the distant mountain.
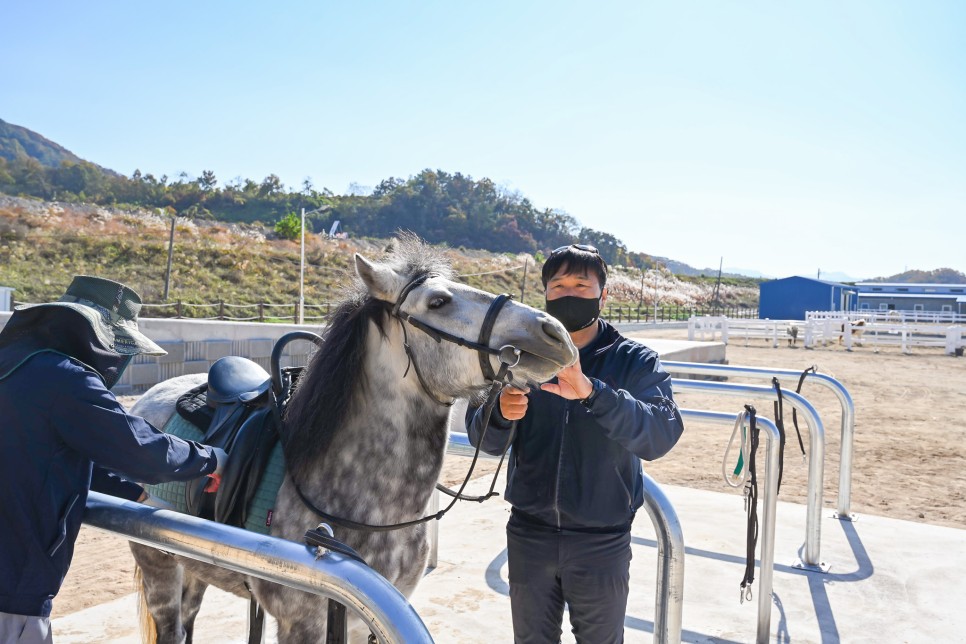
[0,118,86,167]
[865,267,966,284]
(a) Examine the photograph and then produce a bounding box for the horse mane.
[281,234,453,475]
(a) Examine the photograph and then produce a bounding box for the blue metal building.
[759,276,856,320]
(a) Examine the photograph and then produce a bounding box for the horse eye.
[428,295,451,310]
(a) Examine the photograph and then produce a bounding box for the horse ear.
[355,253,398,301]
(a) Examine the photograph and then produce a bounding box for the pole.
[653,268,658,324]
[299,207,306,324]
[520,258,529,303]
[163,216,176,301]
[639,269,645,309]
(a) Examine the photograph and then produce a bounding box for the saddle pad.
[145,412,286,535]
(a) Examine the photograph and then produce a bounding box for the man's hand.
[540,359,594,401]
[499,385,530,421]
[204,447,228,493]
[138,491,175,510]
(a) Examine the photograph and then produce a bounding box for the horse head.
[354,238,577,401]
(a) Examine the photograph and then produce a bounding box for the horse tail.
[134,564,158,644]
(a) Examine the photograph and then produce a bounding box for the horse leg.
[131,542,188,644]
[179,575,208,644]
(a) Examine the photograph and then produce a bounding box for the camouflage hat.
[16,276,166,356]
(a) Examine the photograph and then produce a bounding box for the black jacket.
[467,321,684,531]
[0,309,218,617]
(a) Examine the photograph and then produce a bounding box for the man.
[0,276,226,643]
[467,244,684,644]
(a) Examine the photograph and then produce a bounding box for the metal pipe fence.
[670,379,828,571]
[83,492,433,643]
[664,361,857,519]
[603,305,758,324]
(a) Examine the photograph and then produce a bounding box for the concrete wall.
[0,313,323,394]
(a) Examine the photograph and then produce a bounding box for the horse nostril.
[542,321,567,344]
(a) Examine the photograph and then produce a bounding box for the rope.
[722,410,751,488]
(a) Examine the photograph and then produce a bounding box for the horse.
[128,236,578,643]
[838,318,866,345]
[786,323,799,347]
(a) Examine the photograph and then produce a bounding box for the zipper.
[553,405,569,529]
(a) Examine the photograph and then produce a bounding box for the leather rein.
[290,274,521,532]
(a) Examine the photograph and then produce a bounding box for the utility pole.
[163,215,176,301]
[299,208,306,324]
[520,258,529,302]
[639,269,645,309]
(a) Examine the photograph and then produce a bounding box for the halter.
[289,274,523,532]
[389,274,521,405]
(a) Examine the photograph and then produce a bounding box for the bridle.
[290,273,524,532]
[389,273,522,405]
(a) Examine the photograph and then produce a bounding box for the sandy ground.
[54,329,966,617]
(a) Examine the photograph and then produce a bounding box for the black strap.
[740,404,759,602]
[477,293,513,381]
[291,373,511,532]
[790,366,815,457]
[304,526,369,565]
[771,377,787,494]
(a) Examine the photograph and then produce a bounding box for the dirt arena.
[54,328,966,617]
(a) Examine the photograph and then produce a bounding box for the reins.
[288,274,523,532]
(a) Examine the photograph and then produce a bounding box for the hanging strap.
[790,366,815,457]
[740,404,760,603]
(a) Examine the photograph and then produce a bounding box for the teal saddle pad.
[145,412,286,535]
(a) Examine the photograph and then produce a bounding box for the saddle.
[177,356,281,527]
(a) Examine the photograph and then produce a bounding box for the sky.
[2,1,964,280]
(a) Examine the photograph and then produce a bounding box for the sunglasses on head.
[551,244,599,256]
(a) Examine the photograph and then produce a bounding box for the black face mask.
[545,295,601,333]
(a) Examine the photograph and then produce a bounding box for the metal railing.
[684,409,781,644]
[664,361,856,519]
[669,379,828,571]
[83,492,434,644]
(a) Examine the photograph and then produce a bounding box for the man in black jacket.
[0,276,225,643]
[467,244,684,644]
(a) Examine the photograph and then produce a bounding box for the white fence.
[807,309,966,325]
[690,315,965,355]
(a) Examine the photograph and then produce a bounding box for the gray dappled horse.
[129,237,577,643]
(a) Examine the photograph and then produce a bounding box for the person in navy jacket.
[0,276,225,643]
[467,245,684,644]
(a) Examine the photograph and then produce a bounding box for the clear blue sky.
[3,1,964,280]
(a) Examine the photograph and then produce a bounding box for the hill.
[0,118,86,167]
[0,195,759,315]
[866,268,966,284]
[0,119,735,277]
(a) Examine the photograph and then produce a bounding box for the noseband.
[389,274,521,405]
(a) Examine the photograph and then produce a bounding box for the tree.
[199,170,217,191]
[274,211,310,240]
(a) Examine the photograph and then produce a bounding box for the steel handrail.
[664,361,856,519]
[670,379,827,569]
[683,409,781,644]
[84,492,433,644]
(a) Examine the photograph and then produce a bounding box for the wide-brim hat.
[16,276,166,356]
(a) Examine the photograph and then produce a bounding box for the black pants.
[506,517,632,644]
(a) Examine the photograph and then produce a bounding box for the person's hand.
[540,359,593,400]
[138,491,175,510]
[204,447,228,493]
[499,386,530,421]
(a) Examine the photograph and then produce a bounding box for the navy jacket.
[467,321,684,532]
[0,350,217,617]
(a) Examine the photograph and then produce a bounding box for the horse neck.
[301,320,452,522]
